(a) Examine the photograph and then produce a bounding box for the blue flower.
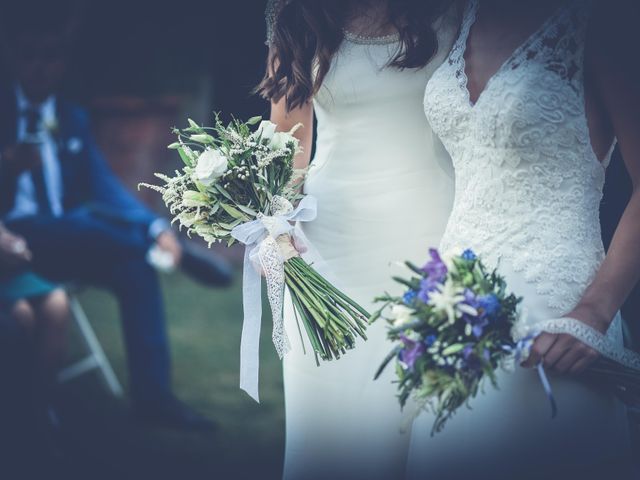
[403,290,417,305]
[462,249,477,261]
[478,293,500,318]
[424,334,437,347]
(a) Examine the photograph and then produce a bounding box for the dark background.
[0,2,291,480]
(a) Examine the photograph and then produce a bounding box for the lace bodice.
[425,0,610,315]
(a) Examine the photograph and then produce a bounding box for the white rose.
[270,131,296,151]
[256,120,277,141]
[391,304,414,327]
[194,149,228,186]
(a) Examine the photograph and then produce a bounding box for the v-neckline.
[458,0,570,108]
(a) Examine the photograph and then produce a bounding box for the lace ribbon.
[231,195,318,402]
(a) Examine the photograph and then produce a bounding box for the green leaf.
[374,347,400,380]
[190,134,215,144]
[246,115,262,126]
[236,204,258,217]
[167,142,181,150]
[178,147,194,166]
[442,343,465,356]
[220,203,249,221]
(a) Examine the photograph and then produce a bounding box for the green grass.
[58,269,285,479]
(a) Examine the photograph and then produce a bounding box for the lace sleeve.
[265,0,285,46]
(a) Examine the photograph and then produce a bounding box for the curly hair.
[257,0,455,111]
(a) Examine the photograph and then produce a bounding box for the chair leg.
[57,296,124,397]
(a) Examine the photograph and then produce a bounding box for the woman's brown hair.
[257,0,455,112]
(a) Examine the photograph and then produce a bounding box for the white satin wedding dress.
[265,2,457,479]
[408,1,633,478]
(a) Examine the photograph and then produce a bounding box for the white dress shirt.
[6,85,64,219]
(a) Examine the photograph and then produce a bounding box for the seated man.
[0,4,231,430]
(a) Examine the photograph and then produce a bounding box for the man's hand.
[155,230,182,267]
[1,143,42,175]
[0,225,32,268]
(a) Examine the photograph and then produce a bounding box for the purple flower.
[418,277,437,303]
[399,335,426,370]
[460,289,488,337]
[418,249,448,303]
[462,312,488,338]
[463,288,479,308]
[422,248,448,281]
[462,344,483,372]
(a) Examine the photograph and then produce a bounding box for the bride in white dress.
[408,0,639,478]
[257,1,457,478]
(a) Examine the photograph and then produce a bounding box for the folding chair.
[57,295,123,397]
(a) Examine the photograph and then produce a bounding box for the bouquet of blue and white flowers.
[372,248,521,434]
[141,115,368,401]
[374,248,640,435]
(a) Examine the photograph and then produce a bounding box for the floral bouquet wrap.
[141,116,368,401]
[373,248,640,435]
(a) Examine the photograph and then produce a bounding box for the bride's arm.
[270,98,314,171]
[523,1,640,374]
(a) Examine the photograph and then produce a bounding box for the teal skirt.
[0,272,58,303]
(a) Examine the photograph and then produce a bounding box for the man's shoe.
[180,241,233,287]
[133,394,217,432]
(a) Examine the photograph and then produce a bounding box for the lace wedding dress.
[408,1,633,478]
[265,2,457,479]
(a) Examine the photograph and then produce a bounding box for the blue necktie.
[23,107,52,216]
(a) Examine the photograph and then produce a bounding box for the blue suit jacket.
[0,89,158,228]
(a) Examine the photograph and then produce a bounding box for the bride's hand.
[521,305,610,375]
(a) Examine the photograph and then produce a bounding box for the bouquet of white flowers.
[141,115,368,400]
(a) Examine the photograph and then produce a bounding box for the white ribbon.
[230,195,318,402]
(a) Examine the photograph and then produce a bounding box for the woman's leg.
[31,289,70,384]
[10,299,36,335]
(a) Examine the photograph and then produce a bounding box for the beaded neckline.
[342,29,400,45]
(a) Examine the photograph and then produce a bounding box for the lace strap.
[448,0,479,89]
[509,0,593,92]
[265,0,287,46]
[450,0,478,64]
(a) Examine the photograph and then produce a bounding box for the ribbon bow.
[231,194,318,402]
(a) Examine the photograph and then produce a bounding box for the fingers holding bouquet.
[522,331,600,375]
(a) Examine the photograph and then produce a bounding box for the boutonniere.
[43,117,60,138]
[66,137,83,154]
